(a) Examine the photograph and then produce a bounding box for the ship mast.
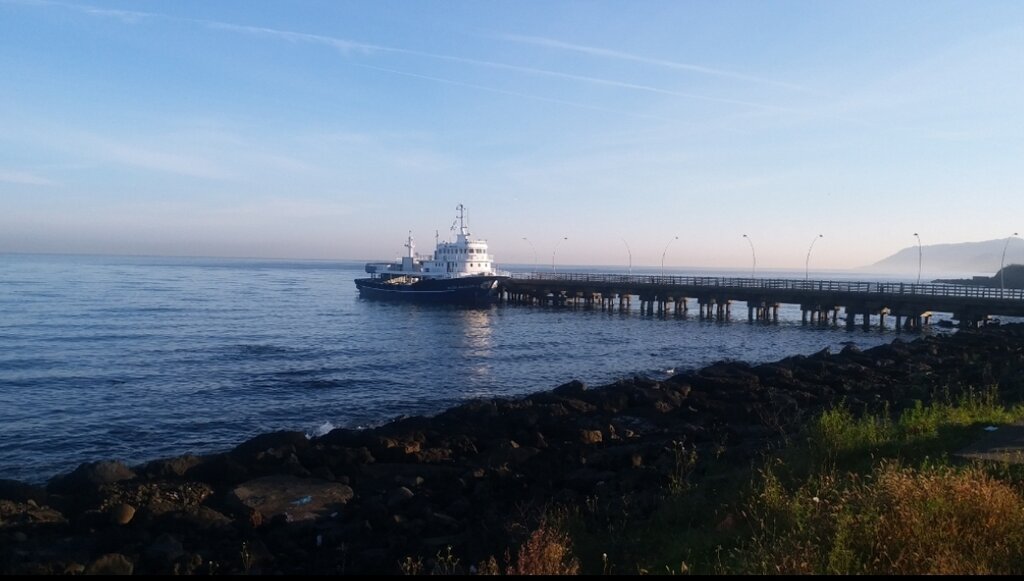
[404,230,414,258]
[456,204,469,237]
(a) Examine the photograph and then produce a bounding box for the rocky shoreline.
[3,324,1024,575]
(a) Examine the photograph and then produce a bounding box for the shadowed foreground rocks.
[3,325,1024,574]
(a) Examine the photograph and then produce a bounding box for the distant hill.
[868,238,1024,275]
[934,264,1024,289]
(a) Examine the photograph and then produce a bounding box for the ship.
[354,204,507,302]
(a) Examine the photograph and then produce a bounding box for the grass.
[565,386,1024,575]
[398,387,1024,575]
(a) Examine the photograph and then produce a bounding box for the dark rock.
[232,430,310,459]
[137,455,205,480]
[552,379,586,397]
[395,475,424,488]
[145,533,185,563]
[184,453,250,486]
[47,460,136,495]
[161,505,233,531]
[85,553,134,576]
[107,502,136,525]
[387,486,415,508]
[0,479,48,505]
[230,475,353,524]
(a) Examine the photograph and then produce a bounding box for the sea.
[0,254,947,483]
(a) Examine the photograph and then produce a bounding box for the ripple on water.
[0,255,927,482]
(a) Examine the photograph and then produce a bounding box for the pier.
[498,273,1024,330]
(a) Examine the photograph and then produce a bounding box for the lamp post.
[661,236,679,276]
[913,233,922,285]
[621,238,632,275]
[1001,232,1019,294]
[551,237,568,273]
[742,234,756,278]
[521,237,537,270]
[805,234,823,280]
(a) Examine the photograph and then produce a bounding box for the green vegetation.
[564,388,1024,575]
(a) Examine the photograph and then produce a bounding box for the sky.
[1,0,1023,270]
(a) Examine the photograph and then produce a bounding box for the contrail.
[499,33,811,92]
[9,0,796,113]
[350,63,684,123]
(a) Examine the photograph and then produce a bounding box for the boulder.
[47,460,135,495]
[230,475,353,524]
[0,479,48,505]
[106,503,136,525]
[85,553,134,576]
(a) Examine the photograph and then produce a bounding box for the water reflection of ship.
[458,308,494,360]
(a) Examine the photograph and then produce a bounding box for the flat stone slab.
[955,421,1024,464]
[231,475,353,523]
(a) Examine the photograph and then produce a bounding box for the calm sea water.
[0,254,936,483]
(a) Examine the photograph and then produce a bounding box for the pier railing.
[507,272,1024,302]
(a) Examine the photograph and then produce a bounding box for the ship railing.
[505,272,1024,302]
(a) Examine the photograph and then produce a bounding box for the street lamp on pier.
[742,234,756,278]
[661,236,679,276]
[1001,232,1019,294]
[551,237,568,273]
[913,233,922,285]
[621,238,632,275]
[805,234,823,280]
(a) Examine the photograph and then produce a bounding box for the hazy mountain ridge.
[934,264,1024,289]
[868,238,1024,275]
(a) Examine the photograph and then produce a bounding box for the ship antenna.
[456,203,468,236]
[405,230,414,258]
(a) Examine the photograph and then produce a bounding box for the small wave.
[307,421,336,438]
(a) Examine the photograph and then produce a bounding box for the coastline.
[3,324,1024,574]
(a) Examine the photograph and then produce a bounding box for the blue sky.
[1,0,1023,269]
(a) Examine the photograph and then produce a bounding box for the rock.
[387,486,415,508]
[138,455,205,480]
[0,499,68,526]
[552,379,587,397]
[48,460,136,494]
[230,475,353,524]
[184,453,250,486]
[107,503,136,525]
[579,429,603,444]
[395,475,424,488]
[232,430,310,459]
[85,553,134,576]
[145,533,185,563]
[0,479,48,504]
[162,505,233,531]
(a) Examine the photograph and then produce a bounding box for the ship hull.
[354,275,505,303]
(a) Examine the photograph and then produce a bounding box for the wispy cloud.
[0,169,58,186]
[351,63,683,123]
[203,22,378,55]
[499,34,811,92]
[10,0,791,114]
[0,0,151,22]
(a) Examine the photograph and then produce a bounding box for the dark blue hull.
[354,275,505,303]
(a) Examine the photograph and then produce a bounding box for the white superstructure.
[364,204,499,279]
